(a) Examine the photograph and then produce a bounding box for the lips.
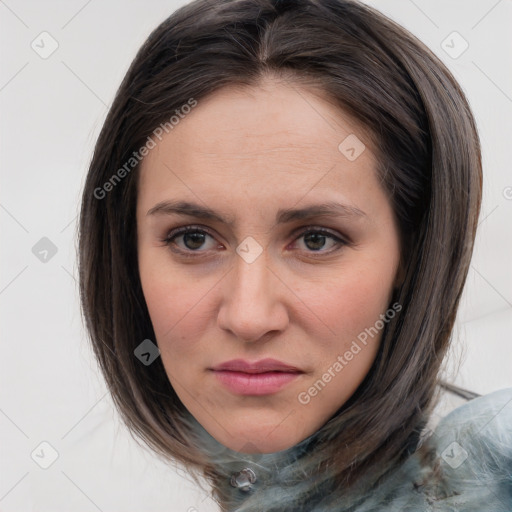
[210,358,303,395]
[210,358,302,374]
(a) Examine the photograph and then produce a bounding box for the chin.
[220,432,301,454]
[206,414,313,454]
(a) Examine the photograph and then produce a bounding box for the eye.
[161,225,347,258]
[162,225,221,256]
[288,227,346,255]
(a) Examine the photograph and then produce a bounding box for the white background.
[1,0,511,510]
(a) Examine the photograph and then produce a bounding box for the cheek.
[138,249,217,356]
[294,269,394,408]
[298,260,397,347]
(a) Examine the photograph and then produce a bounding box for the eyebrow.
[147,200,366,225]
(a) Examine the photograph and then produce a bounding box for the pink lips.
[210,358,303,395]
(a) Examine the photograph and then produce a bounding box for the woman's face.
[136,78,401,454]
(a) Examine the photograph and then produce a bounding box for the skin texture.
[136,77,402,454]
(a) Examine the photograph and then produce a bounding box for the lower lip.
[212,370,301,395]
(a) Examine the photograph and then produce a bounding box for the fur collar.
[182,388,512,511]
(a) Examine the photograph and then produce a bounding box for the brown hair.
[78,0,482,508]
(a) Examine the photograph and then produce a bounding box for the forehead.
[149,79,373,159]
[137,79,383,219]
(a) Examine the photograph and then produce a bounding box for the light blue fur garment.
[184,388,512,511]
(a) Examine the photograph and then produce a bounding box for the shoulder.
[335,389,512,511]
[423,387,512,511]
[433,387,512,446]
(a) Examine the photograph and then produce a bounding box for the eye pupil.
[304,232,326,251]
[183,232,206,250]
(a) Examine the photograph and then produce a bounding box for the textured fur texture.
[184,388,512,511]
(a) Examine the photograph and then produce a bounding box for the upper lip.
[211,358,302,374]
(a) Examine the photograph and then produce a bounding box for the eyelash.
[161,224,348,259]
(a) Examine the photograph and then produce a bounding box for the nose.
[217,249,289,343]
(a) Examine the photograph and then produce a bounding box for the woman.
[78,0,512,510]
